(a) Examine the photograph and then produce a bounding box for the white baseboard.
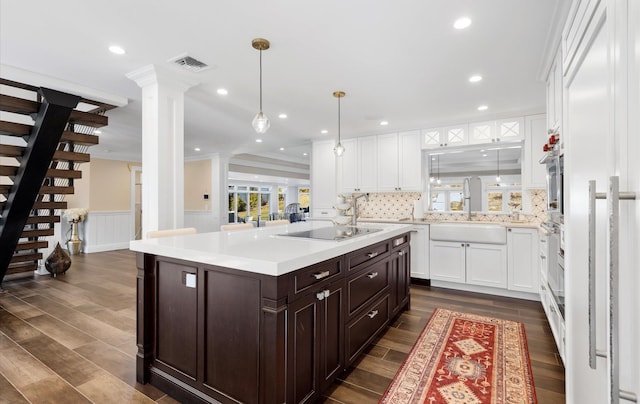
[430,280,540,301]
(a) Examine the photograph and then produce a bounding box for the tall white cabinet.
[561,0,640,402]
[310,140,337,219]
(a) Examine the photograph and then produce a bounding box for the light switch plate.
[185,273,196,288]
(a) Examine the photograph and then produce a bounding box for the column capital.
[126,64,198,92]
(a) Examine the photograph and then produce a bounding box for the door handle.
[589,177,637,404]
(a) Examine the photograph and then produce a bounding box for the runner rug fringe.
[380,308,537,403]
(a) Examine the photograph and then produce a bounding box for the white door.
[506,228,539,293]
[377,133,399,192]
[465,243,507,288]
[429,241,465,283]
[398,131,421,191]
[564,5,611,403]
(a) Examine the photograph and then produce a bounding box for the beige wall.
[89,158,140,211]
[184,159,211,211]
[65,161,90,209]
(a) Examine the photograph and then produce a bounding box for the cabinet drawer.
[345,295,389,364]
[391,234,409,249]
[346,240,390,272]
[347,259,390,317]
[290,257,343,299]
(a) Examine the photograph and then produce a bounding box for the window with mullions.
[485,178,522,213]
[430,183,464,211]
[228,185,272,222]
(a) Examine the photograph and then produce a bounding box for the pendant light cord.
[337,95,341,143]
[259,49,263,112]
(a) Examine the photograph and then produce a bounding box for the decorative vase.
[45,242,72,277]
[67,220,82,255]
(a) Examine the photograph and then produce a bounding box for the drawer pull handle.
[367,272,378,279]
[313,270,330,280]
[367,310,379,319]
[316,292,325,301]
[367,252,379,258]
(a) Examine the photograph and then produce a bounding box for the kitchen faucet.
[352,193,369,226]
[463,178,472,221]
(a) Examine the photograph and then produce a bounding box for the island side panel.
[136,252,155,384]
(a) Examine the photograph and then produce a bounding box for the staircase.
[0,78,116,287]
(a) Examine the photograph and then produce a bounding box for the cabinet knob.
[461,243,465,247]
[466,243,470,247]
[367,310,379,319]
[508,228,512,232]
[540,254,546,259]
[316,292,325,301]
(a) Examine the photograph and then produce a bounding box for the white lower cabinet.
[430,241,507,288]
[409,225,429,280]
[506,227,539,293]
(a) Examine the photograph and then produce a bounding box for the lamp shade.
[334,142,345,156]
[252,111,270,134]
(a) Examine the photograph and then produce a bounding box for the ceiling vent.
[170,54,211,73]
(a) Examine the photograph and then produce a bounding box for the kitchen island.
[130,221,412,404]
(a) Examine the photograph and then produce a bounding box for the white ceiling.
[0,0,563,164]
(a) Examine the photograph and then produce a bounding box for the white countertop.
[129,221,412,276]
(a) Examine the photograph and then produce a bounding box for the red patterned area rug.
[380,308,537,404]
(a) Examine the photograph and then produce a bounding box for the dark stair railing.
[0,79,116,289]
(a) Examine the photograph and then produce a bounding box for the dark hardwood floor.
[0,250,565,403]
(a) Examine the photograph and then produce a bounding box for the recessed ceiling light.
[482,153,488,157]
[216,88,228,95]
[279,147,285,151]
[380,121,389,126]
[469,75,482,83]
[278,113,287,119]
[256,139,263,143]
[321,129,328,134]
[477,105,489,111]
[94,130,102,134]
[108,45,126,55]
[454,17,472,30]
[303,152,308,156]
[194,147,201,151]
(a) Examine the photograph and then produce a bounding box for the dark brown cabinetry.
[136,233,410,404]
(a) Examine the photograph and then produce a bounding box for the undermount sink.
[430,223,506,244]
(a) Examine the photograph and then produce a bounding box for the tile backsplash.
[349,189,547,225]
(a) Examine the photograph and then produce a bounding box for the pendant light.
[251,38,270,134]
[436,155,442,185]
[496,149,501,182]
[333,91,346,157]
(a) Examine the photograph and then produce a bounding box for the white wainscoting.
[82,211,132,253]
[184,210,219,233]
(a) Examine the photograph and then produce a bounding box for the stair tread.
[25,216,60,224]
[21,228,55,238]
[0,121,100,145]
[15,241,49,250]
[10,252,42,263]
[0,166,82,179]
[6,262,38,275]
[0,94,108,127]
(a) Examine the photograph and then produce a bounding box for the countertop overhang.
[129,221,412,276]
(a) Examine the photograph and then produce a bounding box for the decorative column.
[127,65,197,237]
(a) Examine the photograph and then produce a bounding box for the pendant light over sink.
[333,91,346,157]
[251,38,270,134]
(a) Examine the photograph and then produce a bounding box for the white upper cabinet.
[468,121,497,145]
[443,124,469,147]
[378,131,422,192]
[311,140,337,212]
[522,114,547,189]
[495,117,525,142]
[421,127,444,149]
[398,131,422,191]
[421,125,468,149]
[339,136,377,193]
